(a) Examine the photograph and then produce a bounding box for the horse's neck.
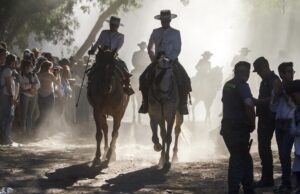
[154,68,174,92]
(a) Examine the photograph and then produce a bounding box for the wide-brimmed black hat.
[154,10,177,20]
[105,16,124,26]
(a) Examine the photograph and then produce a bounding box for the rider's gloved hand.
[88,49,95,55]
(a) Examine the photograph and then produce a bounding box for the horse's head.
[151,57,175,102]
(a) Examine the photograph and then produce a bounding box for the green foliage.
[0,0,79,50]
[0,0,142,51]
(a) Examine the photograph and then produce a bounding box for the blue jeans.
[20,94,36,135]
[275,120,294,186]
[0,94,14,143]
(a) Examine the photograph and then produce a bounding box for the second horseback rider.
[139,10,192,115]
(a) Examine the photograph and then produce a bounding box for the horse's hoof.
[158,157,165,168]
[154,143,162,152]
[109,152,117,162]
[92,158,101,167]
[162,161,171,171]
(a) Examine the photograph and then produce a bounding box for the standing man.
[221,61,256,194]
[139,10,191,115]
[253,57,280,188]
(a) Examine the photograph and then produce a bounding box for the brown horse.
[87,50,129,166]
[147,58,183,169]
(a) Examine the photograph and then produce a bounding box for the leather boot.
[124,78,134,96]
[179,93,189,115]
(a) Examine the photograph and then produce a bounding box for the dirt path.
[0,140,287,194]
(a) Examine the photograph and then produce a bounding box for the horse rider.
[139,10,192,115]
[88,16,134,95]
[132,41,150,72]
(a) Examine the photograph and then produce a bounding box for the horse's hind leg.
[93,110,103,166]
[173,112,183,163]
[106,115,121,163]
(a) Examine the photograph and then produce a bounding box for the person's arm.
[5,76,13,96]
[245,100,256,132]
[239,83,256,132]
[115,34,124,53]
[90,31,104,54]
[33,74,40,90]
[147,30,156,62]
[169,30,181,61]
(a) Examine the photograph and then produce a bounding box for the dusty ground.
[0,122,293,194]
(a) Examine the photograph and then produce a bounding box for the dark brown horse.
[87,50,129,166]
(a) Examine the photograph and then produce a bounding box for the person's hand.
[88,50,94,55]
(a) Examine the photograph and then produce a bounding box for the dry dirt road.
[0,139,287,194]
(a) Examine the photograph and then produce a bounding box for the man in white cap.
[139,10,192,114]
[88,16,134,95]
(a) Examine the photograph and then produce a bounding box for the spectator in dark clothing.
[221,61,256,194]
[271,62,296,193]
[285,80,300,194]
[252,57,280,188]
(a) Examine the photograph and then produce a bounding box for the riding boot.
[124,78,134,96]
[138,89,148,114]
[179,92,189,115]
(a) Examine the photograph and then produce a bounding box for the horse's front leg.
[150,116,162,152]
[164,114,176,170]
[172,112,183,163]
[101,115,109,160]
[93,110,103,166]
[158,119,166,168]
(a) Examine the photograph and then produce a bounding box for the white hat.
[154,10,177,20]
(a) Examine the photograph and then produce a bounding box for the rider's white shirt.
[92,30,124,52]
[147,27,181,62]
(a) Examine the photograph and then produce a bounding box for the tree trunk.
[74,0,125,60]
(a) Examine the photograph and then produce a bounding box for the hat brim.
[154,14,177,20]
[105,20,124,26]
